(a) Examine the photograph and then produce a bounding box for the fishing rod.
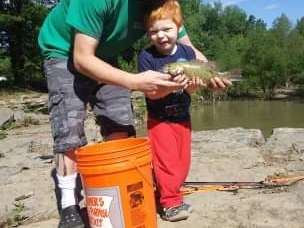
[182,175,304,195]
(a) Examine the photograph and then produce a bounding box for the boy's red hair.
[145,0,183,29]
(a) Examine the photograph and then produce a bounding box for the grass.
[0,130,7,140]
[5,201,27,227]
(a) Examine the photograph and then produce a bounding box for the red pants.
[148,118,191,208]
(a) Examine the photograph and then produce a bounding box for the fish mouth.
[172,67,184,75]
[164,65,184,76]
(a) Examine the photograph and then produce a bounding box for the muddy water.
[136,100,304,137]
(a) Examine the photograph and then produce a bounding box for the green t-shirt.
[38,0,186,60]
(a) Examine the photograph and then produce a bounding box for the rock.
[262,128,304,157]
[271,93,289,99]
[0,107,13,128]
[13,110,26,122]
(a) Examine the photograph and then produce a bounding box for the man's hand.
[133,70,185,93]
[185,76,206,94]
[207,77,232,91]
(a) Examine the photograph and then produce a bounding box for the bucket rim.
[77,147,150,162]
[76,137,150,155]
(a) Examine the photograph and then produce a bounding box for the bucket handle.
[128,158,154,188]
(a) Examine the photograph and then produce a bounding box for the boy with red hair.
[138,0,231,222]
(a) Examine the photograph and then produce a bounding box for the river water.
[136,100,304,137]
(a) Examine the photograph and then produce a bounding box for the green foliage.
[118,36,150,72]
[0,0,303,100]
[296,17,304,37]
[0,118,15,130]
[242,30,288,98]
[0,130,7,140]
[5,201,27,227]
[118,55,137,73]
[227,80,255,97]
[214,34,248,70]
[0,49,12,84]
[285,30,304,84]
[179,0,207,52]
[222,5,247,35]
[271,14,292,46]
[0,1,48,89]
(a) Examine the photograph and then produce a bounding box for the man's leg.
[44,58,97,228]
[56,151,77,209]
[56,152,85,228]
[92,84,136,139]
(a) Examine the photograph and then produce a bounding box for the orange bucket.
[76,137,157,228]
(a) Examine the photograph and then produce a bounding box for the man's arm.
[73,32,182,93]
[178,34,208,63]
[73,33,135,87]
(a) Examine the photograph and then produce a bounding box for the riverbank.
[1,110,304,227]
[1,91,304,228]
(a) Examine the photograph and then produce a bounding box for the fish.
[162,60,242,82]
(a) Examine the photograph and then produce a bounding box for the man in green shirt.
[38,1,229,227]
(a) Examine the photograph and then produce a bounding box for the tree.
[242,30,287,98]
[296,17,304,37]
[0,1,48,88]
[271,14,292,46]
[286,29,304,85]
[214,34,248,71]
[179,0,208,56]
[222,5,247,35]
[292,17,304,84]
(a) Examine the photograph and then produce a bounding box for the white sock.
[57,173,77,209]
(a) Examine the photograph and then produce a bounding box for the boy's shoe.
[58,205,85,228]
[181,202,193,213]
[161,204,190,222]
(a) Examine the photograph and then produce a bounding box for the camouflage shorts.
[43,58,135,153]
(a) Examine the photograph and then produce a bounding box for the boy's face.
[148,18,178,55]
